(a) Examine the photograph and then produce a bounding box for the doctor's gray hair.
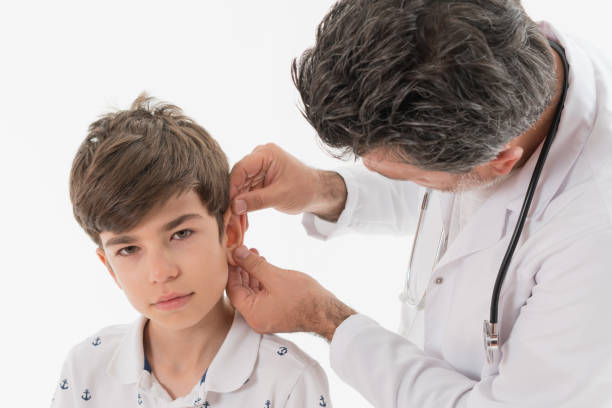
[292,0,557,173]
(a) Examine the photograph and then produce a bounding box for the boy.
[52,94,332,407]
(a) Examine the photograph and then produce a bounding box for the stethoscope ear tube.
[484,39,570,362]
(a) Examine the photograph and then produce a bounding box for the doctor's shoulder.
[50,322,130,406]
[252,333,333,408]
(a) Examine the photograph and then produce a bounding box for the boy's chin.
[144,296,230,331]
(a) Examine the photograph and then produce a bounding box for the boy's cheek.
[102,257,125,290]
[110,271,125,290]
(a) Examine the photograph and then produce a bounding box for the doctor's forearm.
[312,296,356,342]
[306,170,347,223]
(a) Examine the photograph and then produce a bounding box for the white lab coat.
[303,22,612,407]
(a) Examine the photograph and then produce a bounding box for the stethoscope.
[405,39,569,364]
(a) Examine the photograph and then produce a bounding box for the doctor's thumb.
[231,189,270,215]
[233,246,274,281]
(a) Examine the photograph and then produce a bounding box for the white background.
[0,1,609,406]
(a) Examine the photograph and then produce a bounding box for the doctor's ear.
[486,145,524,176]
[223,210,247,266]
[95,247,122,289]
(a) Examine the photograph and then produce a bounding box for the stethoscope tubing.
[403,40,570,354]
[489,39,570,325]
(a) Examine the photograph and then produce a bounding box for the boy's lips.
[153,292,194,311]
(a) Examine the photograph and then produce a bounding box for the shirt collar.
[106,315,148,385]
[505,21,597,216]
[204,311,261,393]
[105,311,261,393]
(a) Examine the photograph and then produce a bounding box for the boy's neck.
[143,297,234,398]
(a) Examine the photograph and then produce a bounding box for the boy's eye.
[117,246,139,257]
[172,229,193,240]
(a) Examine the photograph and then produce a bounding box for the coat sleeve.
[302,164,420,240]
[329,228,612,407]
[284,361,333,408]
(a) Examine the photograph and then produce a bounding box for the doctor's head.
[292,0,558,191]
[69,94,246,330]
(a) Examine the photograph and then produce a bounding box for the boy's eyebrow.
[104,213,204,248]
[105,235,137,248]
[161,213,203,232]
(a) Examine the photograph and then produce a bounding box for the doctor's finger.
[229,148,273,200]
[240,268,250,288]
[231,183,285,215]
[248,248,262,291]
[232,246,279,283]
[226,265,252,307]
[249,275,261,292]
[250,248,267,263]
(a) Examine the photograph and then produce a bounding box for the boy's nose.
[147,249,180,283]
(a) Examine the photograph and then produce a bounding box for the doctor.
[226,0,612,406]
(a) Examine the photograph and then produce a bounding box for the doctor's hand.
[229,143,347,222]
[226,245,356,342]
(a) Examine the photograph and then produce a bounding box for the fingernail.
[235,200,247,214]
[235,246,250,259]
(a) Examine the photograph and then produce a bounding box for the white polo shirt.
[51,312,332,408]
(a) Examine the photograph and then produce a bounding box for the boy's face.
[96,190,245,330]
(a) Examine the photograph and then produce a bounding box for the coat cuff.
[329,314,378,376]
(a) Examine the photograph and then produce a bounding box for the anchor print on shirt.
[265,400,272,408]
[59,379,69,390]
[91,337,102,346]
[193,399,210,407]
[81,389,92,401]
[137,393,143,405]
[276,346,288,356]
[319,395,327,407]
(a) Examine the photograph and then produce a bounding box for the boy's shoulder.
[259,332,320,372]
[226,312,321,378]
[61,317,144,381]
[65,320,134,360]
[215,313,330,406]
[52,319,145,407]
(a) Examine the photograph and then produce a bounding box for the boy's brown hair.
[70,94,229,247]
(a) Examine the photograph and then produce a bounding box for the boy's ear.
[96,247,123,289]
[223,210,247,266]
